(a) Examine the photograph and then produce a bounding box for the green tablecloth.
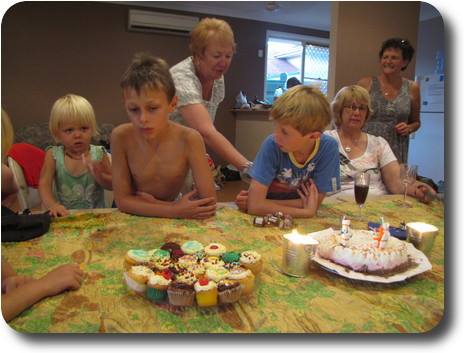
[2,197,444,333]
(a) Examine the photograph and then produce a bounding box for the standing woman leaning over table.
[358,38,421,164]
[169,18,252,176]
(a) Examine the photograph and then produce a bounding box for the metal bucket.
[281,235,318,277]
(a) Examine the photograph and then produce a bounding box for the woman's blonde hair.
[49,94,98,143]
[331,85,373,129]
[1,108,14,162]
[270,85,332,135]
[190,18,236,58]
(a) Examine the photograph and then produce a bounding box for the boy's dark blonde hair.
[49,94,98,143]
[190,18,236,58]
[120,53,176,101]
[270,85,331,135]
[331,85,373,128]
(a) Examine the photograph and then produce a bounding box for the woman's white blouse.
[169,57,225,126]
[323,129,397,196]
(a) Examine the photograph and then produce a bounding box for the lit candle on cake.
[406,222,439,257]
[282,229,319,277]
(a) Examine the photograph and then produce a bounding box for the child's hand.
[48,203,70,218]
[38,264,84,297]
[175,189,217,219]
[235,190,249,212]
[2,275,36,294]
[296,179,319,215]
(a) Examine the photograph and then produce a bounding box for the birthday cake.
[316,219,409,275]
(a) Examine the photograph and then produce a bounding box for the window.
[265,31,329,103]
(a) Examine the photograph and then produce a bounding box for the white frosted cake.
[317,229,409,274]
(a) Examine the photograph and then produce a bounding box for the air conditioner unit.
[128,9,199,36]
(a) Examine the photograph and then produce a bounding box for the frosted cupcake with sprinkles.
[239,251,262,274]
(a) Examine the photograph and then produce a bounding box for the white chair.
[7,156,42,211]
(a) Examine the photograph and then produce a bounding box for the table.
[2,196,444,333]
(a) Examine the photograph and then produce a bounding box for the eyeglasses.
[343,105,368,113]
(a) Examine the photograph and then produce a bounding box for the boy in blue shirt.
[236,85,340,217]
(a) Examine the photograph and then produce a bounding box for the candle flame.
[284,229,319,245]
[407,222,438,232]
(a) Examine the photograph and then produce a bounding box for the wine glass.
[354,172,370,221]
[397,163,418,207]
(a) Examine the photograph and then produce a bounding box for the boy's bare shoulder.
[170,121,202,141]
[112,123,134,138]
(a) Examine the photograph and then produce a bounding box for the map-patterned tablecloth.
[2,198,444,333]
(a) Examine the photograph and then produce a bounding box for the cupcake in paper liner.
[221,252,241,264]
[227,266,255,295]
[123,250,151,270]
[217,280,243,304]
[239,251,262,274]
[194,278,218,306]
[149,248,171,261]
[146,273,171,301]
[205,265,230,282]
[177,254,198,267]
[167,271,197,306]
[181,241,204,255]
[200,256,225,269]
[204,243,227,257]
[127,265,153,285]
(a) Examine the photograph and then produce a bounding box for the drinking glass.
[397,164,418,207]
[354,172,370,221]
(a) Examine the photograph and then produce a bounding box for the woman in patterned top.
[169,18,251,175]
[358,38,421,164]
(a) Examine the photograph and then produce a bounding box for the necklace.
[339,130,361,154]
[379,76,401,97]
[65,150,89,160]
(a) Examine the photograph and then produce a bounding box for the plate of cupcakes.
[122,241,262,307]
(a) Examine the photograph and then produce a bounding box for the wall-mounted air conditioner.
[128,9,199,36]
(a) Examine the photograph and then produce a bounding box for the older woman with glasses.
[358,38,421,164]
[324,85,433,200]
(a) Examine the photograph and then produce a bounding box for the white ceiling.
[112,1,442,31]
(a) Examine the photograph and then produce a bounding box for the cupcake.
[167,271,197,306]
[181,241,204,255]
[204,243,227,257]
[239,251,262,274]
[171,249,185,261]
[123,249,151,270]
[205,265,230,282]
[227,266,255,295]
[194,278,218,306]
[160,242,181,254]
[221,252,241,264]
[146,273,171,301]
[200,256,225,269]
[124,265,153,293]
[187,263,206,278]
[217,280,243,304]
[178,254,198,267]
[153,257,172,271]
[149,249,171,260]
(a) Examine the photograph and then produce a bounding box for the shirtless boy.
[111,53,216,219]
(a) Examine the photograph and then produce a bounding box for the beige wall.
[1,1,325,165]
[1,2,429,166]
[328,1,420,99]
